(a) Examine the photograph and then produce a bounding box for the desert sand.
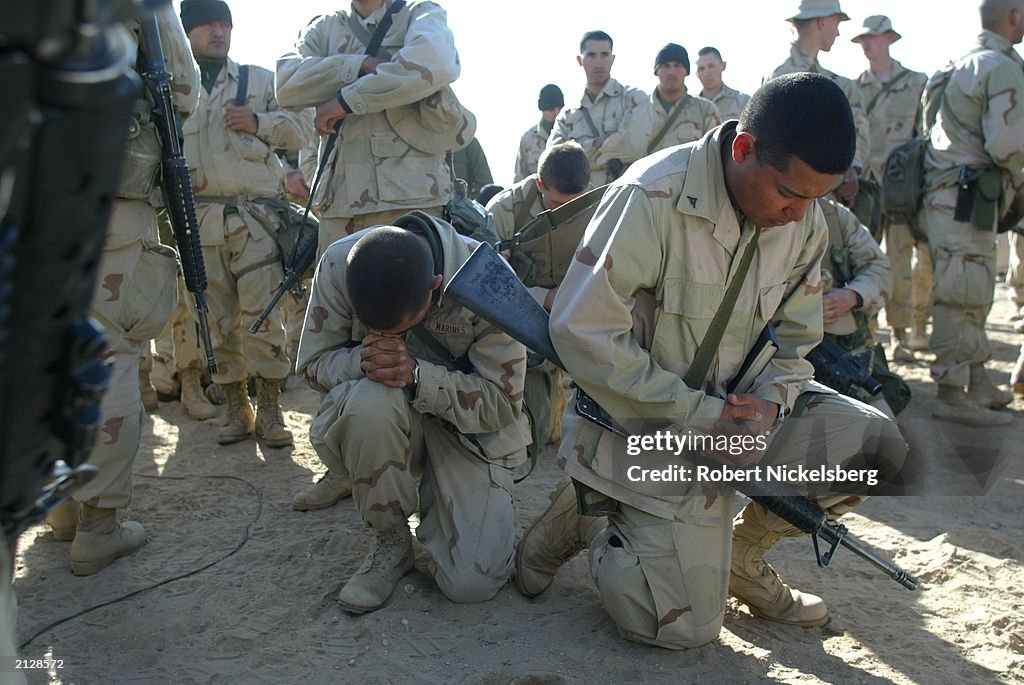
[11,284,1024,685]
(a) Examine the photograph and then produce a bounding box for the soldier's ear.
[577,55,584,67]
[428,274,443,292]
[732,131,756,163]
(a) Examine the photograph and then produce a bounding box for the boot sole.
[932,411,1013,427]
[71,540,147,576]
[257,435,294,449]
[734,596,830,628]
[292,493,349,511]
[217,432,254,445]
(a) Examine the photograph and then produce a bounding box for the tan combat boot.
[218,380,255,444]
[933,384,1013,427]
[515,479,605,598]
[254,377,293,448]
[889,328,916,363]
[337,525,414,614]
[69,504,146,576]
[729,502,829,627]
[44,499,79,542]
[966,364,1014,409]
[180,368,217,421]
[138,365,158,412]
[292,471,353,511]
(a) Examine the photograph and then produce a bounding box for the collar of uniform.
[582,78,623,106]
[351,0,389,29]
[225,57,240,81]
[788,41,818,72]
[978,29,1016,55]
[676,121,734,222]
[858,58,903,86]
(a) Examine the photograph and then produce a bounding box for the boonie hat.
[787,0,850,22]
[851,15,902,43]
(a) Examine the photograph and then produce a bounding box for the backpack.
[445,179,498,244]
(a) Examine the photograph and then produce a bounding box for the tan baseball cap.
[787,0,850,22]
[851,15,902,43]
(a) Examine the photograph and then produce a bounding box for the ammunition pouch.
[955,165,1003,231]
[116,103,161,201]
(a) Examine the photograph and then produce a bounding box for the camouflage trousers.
[318,206,445,259]
[77,199,178,508]
[583,391,906,649]
[883,221,934,330]
[309,378,516,603]
[920,199,998,387]
[0,543,27,685]
[524,361,558,458]
[197,203,290,385]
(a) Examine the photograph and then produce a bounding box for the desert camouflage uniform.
[74,5,198,508]
[1009,229,1024,309]
[921,30,1024,387]
[548,78,653,187]
[699,84,750,122]
[276,1,469,251]
[183,59,313,384]
[817,198,903,416]
[646,91,721,154]
[856,60,932,333]
[487,175,597,458]
[299,216,530,602]
[548,123,906,649]
[765,42,870,171]
[514,119,553,182]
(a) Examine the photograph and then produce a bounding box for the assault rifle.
[139,15,217,375]
[808,337,883,397]
[444,242,918,591]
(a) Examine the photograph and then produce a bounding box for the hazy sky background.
[175,1,983,188]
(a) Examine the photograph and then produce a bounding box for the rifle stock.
[139,16,217,375]
[444,242,917,590]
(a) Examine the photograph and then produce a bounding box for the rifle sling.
[234,64,249,107]
[863,68,908,116]
[498,184,609,250]
[683,223,762,391]
[647,94,690,154]
[411,325,473,374]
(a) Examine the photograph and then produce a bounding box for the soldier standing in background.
[919,0,1024,427]
[514,84,564,183]
[276,0,471,250]
[696,47,750,122]
[277,0,472,511]
[548,30,652,187]
[765,0,870,210]
[44,4,199,575]
[181,0,314,448]
[851,16,931,362]
[646,43,721,155]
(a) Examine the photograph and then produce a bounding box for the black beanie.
[538,84,564,111]
[181,0,233,34]
[654,43,689,75]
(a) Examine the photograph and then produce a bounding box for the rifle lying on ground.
[444,242,918,591]
[139,16,217,375]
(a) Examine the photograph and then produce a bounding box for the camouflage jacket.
[818,198,891,316]
[276,1,461,219]
[185,59,313,200]
[647,90,721,154]
[549,122,829,519]
[700,84,750,122]
[855,60,927,184]
[514,119,553,183]
[298,215,530,466]
[486,174,596,304]
[548,78,653,187]
[766,42,871,171]
[924,31,1024,200]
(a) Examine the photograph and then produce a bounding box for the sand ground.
[11,283,1024,685]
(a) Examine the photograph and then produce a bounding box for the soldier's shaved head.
[347,226,436,332]
[981,0,1024,30]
